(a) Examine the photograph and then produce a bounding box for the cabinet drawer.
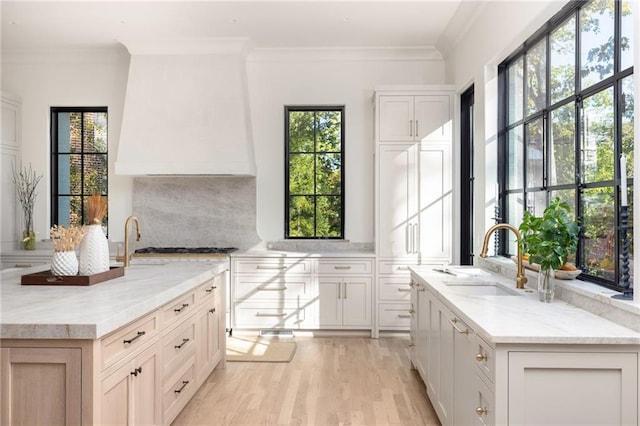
[473,372,495,426]
[162,355,197,424]
[234,302,314,329]
[317,259,373,275]
[162,317,196,377]
[101,311,158,370]
[234,276,314,301]
[475,335,495,383]
[378,303,412,328]
[232,258,312,276]
[377,260,416,275]
[161,291,197,328]
[195,275,222,305]
[378,276,412,301]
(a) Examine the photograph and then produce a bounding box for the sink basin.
[443,281,521,296]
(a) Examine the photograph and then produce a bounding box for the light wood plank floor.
[172,335,440,426]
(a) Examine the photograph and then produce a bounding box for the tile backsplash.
[132,176,261,250]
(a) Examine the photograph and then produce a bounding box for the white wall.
[442,1,567,258]
[1,48,131,242]
[2,46,444,244]
[247,49,445,242]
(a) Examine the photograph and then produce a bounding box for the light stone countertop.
[232,249,375,258]
[0,260,228,340]
[410,266,640,346]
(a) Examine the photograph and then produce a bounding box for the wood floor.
[172,335,440,426]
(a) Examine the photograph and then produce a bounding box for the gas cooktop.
[134,247,238,256]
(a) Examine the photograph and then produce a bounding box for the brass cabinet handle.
[256,265,287,270]
[409,309,415,314]
[398,314,411,318]
[476,353,487,362]
[130,366,142,376]
[334,266,351,270]
[205,286,217,293]
[174,338,189,349]
[255,312,286,317]
[343,282,347,299]
[476,407,488,416]
[174,303,189,313]
[257,287,288,291]
[123,331,145,345]
[449,318,470,335]
[409,119,413,137]
[174,380,189,394]
[209,308,216,314]
[397,288,411,292]
[408,343,415,347]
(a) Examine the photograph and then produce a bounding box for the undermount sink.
[443,281,521,296]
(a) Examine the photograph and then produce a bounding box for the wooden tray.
[21,266,125,286]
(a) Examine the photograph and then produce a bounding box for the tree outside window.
[285,106,344,239]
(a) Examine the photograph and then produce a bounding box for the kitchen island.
[410,266,640,426]
[1,261,228,425]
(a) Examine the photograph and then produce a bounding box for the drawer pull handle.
[449,318,470,335]
[209,308,216,314]
[409,309,415,314]
[257,287,288,291]
[256,265,288,270]
[130,366,142,377]
[174,380,190,394]
[174,303,189,313]
[397,266,410,271]
[475,353,487,362]
[123,331,146,345]
[334,266,351,270]
[174,338,190,349]
[475,407,488,416]
[417,286,425,292]
[397,288,412,292]
[205,286,217,293]
[255,312,286,317]
[15,263,33,268]
[397,314,411,319]
[408,343,415,347]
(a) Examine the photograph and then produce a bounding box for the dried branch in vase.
[50,225,86,252]
[11,163,43,233]
[87,193,108,225]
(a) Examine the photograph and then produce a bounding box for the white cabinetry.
[317,259,372,328]
[375,87,453,334]
[1,93,21,251]
[231,256,374,332]
[411,270,640,426]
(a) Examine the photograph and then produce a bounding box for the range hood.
[115,39,256,176]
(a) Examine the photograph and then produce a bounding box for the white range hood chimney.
[115,39,256,176]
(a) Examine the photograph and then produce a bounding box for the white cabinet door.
[378,95,415,141]
[341,277,372,327]
[414,95,451,142]
[418,142,452,263]
[414,283,429,381]
[318,278,342,326]
[377,143,418,258]
[508,351,638,425]
[452,316,475,426]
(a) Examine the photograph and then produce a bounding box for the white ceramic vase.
[51,251,78,276]
[79,224,110,275]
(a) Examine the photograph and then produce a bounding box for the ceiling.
[1,1,470,53]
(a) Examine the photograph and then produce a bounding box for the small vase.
[79,224,110,275]
[538,268,556,303]
[22,230,36,250]
[51,251,78,276]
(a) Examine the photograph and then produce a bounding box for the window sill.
[479,256,640,333]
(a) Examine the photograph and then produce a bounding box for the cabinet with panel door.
[1,92,21,251]
[317,259,373,328]
[374,86,454,335]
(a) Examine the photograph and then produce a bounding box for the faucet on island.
[116,215,141,267]
[480,223,527,290]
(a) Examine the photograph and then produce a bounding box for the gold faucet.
[116,216,141,267]
[480,223,527,289]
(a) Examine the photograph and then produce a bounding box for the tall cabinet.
[1,93,21,251]
[374,86,454,336]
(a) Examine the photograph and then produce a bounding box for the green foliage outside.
[287,110,342,238]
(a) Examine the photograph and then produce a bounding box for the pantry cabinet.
[374,86,454,335]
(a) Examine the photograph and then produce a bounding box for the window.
[51,107,108,232]
[285,106,344,238]
[500,0,634,291]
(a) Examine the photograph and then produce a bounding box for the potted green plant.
[518,197,580,302]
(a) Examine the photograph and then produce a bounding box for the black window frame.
[51,106,109,234]
[498,0,634,291]
[284,105,345,239]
